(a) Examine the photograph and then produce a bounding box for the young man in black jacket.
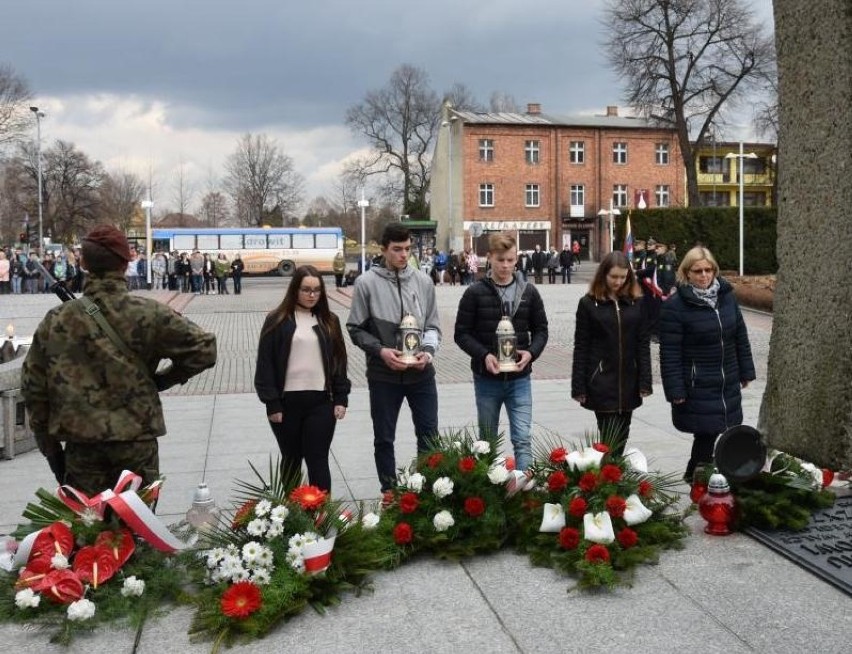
[454,233,549,471]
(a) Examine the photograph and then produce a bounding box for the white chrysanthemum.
[15,588,40,609]
[241,541,261,564]
[246,518,269,537]
[121,576,146,597]
[270,505,290,522]
[433,510,455,532]
[255,546,274,568]
[67,598,96,621]
[287,545,304,561]
[221,553,241,570]
[432,476,455,499]
[230,567,250,583]
[487,465,510,484]
[289,556,305,573]
[251,568,272,585]
[288,534,307,549]
[266,520,284,539]
[225,544,239,556]
[361,512,380,530]
[406,472,426,493]
[472,440,491,455]
[302,531,320,545]
[254,499,272,517]
[51,553,70,570]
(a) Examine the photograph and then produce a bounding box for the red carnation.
[289,485,328,511]
[600,464,623,483]
[638,480,654,498]
[399,492,420,514]
[579,472,598,492]
[585,544,611,564]
[617,527,639,549]
[221,581,262,619]
[458,456,476,474]
[592,443,610,453]
[549,447,568,464]
[568,496,588,518]
[464,497,486,518]
[559,527,580,550]
[605,495,627,519]
[504,456,516,471]
[393,522,414,545]
[427,452,444,469]
[547,470,568,493]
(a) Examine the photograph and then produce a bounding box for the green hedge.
[616,207,777,275]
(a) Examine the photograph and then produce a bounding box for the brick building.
[431,103,685,261]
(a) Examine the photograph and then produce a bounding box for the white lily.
[538,502,566,533]
[566,448,604,471]
[583,511,615,544]
[623,447,648,473]
[623,494,653,526]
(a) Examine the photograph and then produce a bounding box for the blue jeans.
[473,373,533,471]
[368,377,439,491]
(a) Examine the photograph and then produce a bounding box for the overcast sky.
[3,0,774,214]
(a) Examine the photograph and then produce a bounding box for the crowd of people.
[0,247,85,294]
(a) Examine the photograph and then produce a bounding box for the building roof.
[451,109,671,131]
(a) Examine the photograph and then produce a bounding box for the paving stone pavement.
[1,275,846,654]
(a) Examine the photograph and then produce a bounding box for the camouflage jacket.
[21,271,217,452]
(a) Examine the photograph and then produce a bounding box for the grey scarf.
[691,278,720,308]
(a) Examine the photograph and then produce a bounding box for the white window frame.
[613,142,627,164]
[613,184,628,208]
[479,139,494,162]
[655,143,670,165]
[569,141,585,164]
[525,140,540,164]
[525,184,540,207]
[479,183,494,207]
[655,185,670,207]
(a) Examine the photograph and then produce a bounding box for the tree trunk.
[758,0,852,468]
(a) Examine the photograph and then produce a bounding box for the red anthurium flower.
[549,447,568,464]
[399,492,420,514]
[73,545,118,589]
[458,457,476,474]
[822,469,835,487]
[638,480,654,498]
[592,443,610,453]
[600,464,623,483]
[579,472,598,492]
[427,452,444,468]
[617,527,639,549]
[94,528,136,568]
[547,471,568,493]
[289,485,328,511]
[221,581,262,619]
[41,569,85,604]
[464,497,486,518]
[28,522,74,570]
[15,567,49,590]
[559,527,580,550]
[585,544,611,564]
[605,496,627,519]
[568,497,588,518]
[393,522,413,545]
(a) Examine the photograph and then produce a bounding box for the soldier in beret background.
[21,224,218,495]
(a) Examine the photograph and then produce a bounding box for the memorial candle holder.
[398,313,421,365]
[496,316,518,372]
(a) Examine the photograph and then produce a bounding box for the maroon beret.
[83,225,132,262]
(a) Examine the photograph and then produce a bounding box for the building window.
[699,191,730,207]
[525,184,540,207]
[570,185,584,206]
[479,139,494,162]
[742,157,766,175]
[743,191,766,206]
[613,184,628,208]
[655,143,669,165]
[613,142,627,164]
[699,156,725,173]
[525,140,540,164]
[479,184,494,207]
[655,185,670,207]
[569,141,585,164]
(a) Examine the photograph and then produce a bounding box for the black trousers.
[269,391,336,491]
[685,432,718,481]
[594,411,632,458]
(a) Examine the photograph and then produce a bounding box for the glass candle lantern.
[398,313,421,364]
[186,482,218,531]
[698,473,736,535]
[496,316,518,372]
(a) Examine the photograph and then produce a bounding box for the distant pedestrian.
[546,246,559,284]
[214,253,230,294]
[559,244,572,283]
[333,250,346,289]
[230,254,244,294]
[572,239,581,268]
[531,244,546,284]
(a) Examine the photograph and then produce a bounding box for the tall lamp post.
[357,191,369,275]
[441,116,458,251]
[725,142,758,276]
[29,107,45,253]
[141,198,154,288]
[597,199,621,256]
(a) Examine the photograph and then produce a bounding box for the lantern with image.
[398,313,421,365]
[496,316,518,372]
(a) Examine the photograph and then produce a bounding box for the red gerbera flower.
[464,496,486,518]
[600,464,623,483]
[585,544,611,564]
[549,447,568,464]
[605,495,627,519]
[399,492,420,514]
[221,581,262,619]
[638,480,654,498]
[547,470,568,493]
[578,472,598,492]
[592,443,610,453]
[393,522,414,545]
[289,485,328,511]
[458,456,476,474]
[559,527,580,550]
[504,456,516,471]
[568,496,587,518]
[232,500,258,529]
[427,452,444,469]
[617,527,639,549]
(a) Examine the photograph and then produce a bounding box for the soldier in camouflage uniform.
[21,225,217,495]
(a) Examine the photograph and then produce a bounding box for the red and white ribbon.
[302,532,336,575]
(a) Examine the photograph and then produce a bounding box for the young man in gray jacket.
[347,223,441,495]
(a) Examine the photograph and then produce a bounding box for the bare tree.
[99,169,145,233]
[171,156,196,219]
[199,191,229,227]
[345,64,440,221]
[0,63,32,152]
[444,83,484,112]
[603,0,775,205]
[489,91,520,113]
[223,133,304,227]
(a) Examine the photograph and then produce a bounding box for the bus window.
[245,234,267,249]
[315,233,338,249]
[292,233,314,249]
[197,234,218,250]
[174,234,195,251]
[220,234,242,250]
[268,234,290,248]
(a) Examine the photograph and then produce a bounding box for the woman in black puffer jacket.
[659,246,756,482]
[572,252,651,455]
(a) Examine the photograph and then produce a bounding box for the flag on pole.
[623,212,634,263]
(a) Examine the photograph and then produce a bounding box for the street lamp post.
[442,116,458,251]
[29,107,45,253]
[597,199,621,256]
[141,198,154,288]
[357,191,369,275]
[725,142,758,276]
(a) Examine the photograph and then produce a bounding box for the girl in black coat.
[254,265,350,491]
[659,246,756,482]
[572,252,651,455]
